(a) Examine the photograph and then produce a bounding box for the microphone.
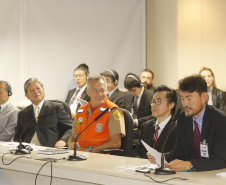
[68,108,110,161]
[15,113,51,155]
[155,108,181,175]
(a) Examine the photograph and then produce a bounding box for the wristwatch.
[88,145,93,152]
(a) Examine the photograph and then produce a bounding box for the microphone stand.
[154,108,181,175]
[68,108,110,161]
[15,113,50,155]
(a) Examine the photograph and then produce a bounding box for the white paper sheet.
[141,140,168,166]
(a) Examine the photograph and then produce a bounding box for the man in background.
[65,64,90,119]
[140,69,155,93]
[101,69,125,107]
[123,73,153,129]
[0,81,19,141]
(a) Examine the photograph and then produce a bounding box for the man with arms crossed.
[68,75,125,153]
[147,75,226,171]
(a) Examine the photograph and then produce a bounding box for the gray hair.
[87,75,107,90]
[24,78,44,93]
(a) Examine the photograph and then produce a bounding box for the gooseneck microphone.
[15,114,50,155]
[155,108,181,175]
[68,108,110,161]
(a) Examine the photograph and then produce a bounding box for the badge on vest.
[200,139,209,158]
[76,117,84,126]
[95,123,103,132]
[113,110,121,120]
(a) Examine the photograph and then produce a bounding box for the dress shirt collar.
[32,99,45,113]
[155,115,172,131]
[0,100,10,112]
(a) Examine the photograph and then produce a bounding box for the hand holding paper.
[141,140,168,166]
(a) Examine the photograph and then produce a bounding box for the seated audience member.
[64,63,90,100]
[133,85,177,158]
[140,69,155,93]
[199,67,225,113]
[65,64,90,119]
[68,75,125,153]
[123,73,153,129]
[147,75,226,172]
[0,81,19,141]
[14,78,73,148]
[100,69,126,107]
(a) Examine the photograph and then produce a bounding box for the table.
[0,144,225,185]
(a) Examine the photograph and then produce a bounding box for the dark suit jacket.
[133,117,177,158]
[108,88,126,108]
[206,87,225,113]
[122,88,153,129]
[65,87,90,109]
[165,104,226,171]
[14,100,73,147]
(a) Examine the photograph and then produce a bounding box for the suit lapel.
[201,105,211,141]
[109,88,118,101]
[38,100,50,119]
[146,121,155,146]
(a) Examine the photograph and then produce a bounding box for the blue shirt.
[192,104,206,134]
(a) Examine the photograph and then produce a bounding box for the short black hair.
[124,73,142,89]
[154,85,177,116]
[141,69,154,79]
[100,69,119,85]
[179,74,207,96]
[73,63,89,76]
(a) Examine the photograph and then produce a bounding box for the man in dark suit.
[123,73,153,129]
[140,69,155,93]
[14,78,73,148]
[147,75,226,171]
[133,85,177,158]
[65,64,90,119]
[100,69,125,107]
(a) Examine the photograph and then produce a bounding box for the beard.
[184,103,204,117]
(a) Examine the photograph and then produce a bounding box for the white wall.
[0,0,146,105]
[147,0,226,91]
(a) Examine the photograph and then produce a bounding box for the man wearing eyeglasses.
[65,64,90,119]
[147,75,226,172]
[68,75,125,153]
[133,85,178,158]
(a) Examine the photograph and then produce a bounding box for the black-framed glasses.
[150,98,169,105]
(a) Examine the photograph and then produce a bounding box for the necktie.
[69,89,80,105]
[132,96,138,119]
[193,120,201,158]
[32,106,41,146]
[35,106,39,122]
[152,124,160,147]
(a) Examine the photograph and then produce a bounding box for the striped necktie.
[152,124,160,147]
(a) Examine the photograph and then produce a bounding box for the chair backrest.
[120,108,134,157]
[48,100,72,119]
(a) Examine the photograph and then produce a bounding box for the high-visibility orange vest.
[76,99,118,147]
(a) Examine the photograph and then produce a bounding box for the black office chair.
[101,108,134,157]
[49,99,72,119]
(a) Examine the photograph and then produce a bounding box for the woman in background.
[199,67,226,113]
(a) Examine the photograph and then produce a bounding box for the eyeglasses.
[150,98,169,105]
[74,74,86,78]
